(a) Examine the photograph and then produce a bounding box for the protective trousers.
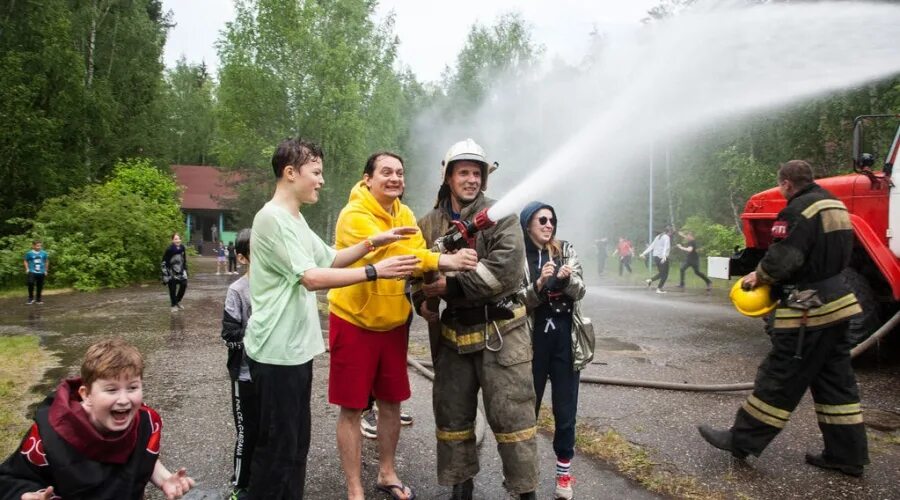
[432,325,538,494]
[730,321,868,466]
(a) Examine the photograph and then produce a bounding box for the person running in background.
[24,240,49,305]
[227,241,238,274]
[162,233,188,312]
[216,242,227,275]
[612,236,633,276]
[676,230,712,291]
[640,226,672,294]
[221,229,256,500]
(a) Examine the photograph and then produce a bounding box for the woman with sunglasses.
[517,202,594,500]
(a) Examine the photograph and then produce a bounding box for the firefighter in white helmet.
[414,139,538,500]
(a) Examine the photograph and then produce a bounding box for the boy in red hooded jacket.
[0,338,194,500]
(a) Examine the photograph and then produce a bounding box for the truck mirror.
[852,118,863,169]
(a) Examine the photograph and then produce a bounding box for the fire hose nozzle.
[434,207,497,253]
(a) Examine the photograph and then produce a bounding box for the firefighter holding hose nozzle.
[699,160,869,476]
[413,139,538,500]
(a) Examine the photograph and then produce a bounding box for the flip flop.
[375,482,416,500]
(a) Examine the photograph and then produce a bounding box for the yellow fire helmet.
[729,279,777,317]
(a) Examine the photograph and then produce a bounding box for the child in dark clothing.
[0,338,194,500]
[221,228,257,500]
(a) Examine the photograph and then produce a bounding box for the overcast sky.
[161,0,659,82]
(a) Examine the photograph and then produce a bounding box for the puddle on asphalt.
[593,337,657,366]
[1,271,227,399]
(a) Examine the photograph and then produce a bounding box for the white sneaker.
[645,279,652,287]
[656,288,667,294]
[171,306,180,312]
[555,474,574,499]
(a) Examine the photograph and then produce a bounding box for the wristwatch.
[365,264,378,281]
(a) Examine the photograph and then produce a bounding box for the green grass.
[0,336,57,454]
[538,406,733,500]
[0,286,75,300]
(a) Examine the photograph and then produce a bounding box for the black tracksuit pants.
[27,272,45,301]
[679,260,711,286]
[730,321,868,466]
[246,359,313,500]
[230,378,259,489]
[167,279,187,306]
[649,257,669,288]
[619,256,632,275]
[532,314,579,461]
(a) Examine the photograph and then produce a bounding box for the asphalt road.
[565,281,900,500]
[1,261,897,499]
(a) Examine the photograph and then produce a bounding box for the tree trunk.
[107,13,118,79]
[86,1,96,88]
[729,191,742,233]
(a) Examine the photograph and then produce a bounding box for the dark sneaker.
[360,409,377,439]
[451,478,474,500]
[698,425,747,459]
[805,452,863,477]
[400,410,413,426]
[518,492,537,500]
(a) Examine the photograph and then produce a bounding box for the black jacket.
[756,183,861,332]
[0,398,161,500]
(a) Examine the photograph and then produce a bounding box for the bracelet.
[364,238,376,252]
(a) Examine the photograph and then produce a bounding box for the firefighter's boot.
[805,452,864,477]
[518,492,537,500]
[450,478,474,500]
[698,425,747,459]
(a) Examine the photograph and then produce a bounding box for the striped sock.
[556,458,571,477]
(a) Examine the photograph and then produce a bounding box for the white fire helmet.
[436,138,499,207]
[442,137,487,173]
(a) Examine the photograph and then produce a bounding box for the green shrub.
[679,215,745,258]
[0,158,184,290]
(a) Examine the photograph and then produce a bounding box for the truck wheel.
[843,268,881,345]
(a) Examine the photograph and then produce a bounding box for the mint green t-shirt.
[245,202,337,366]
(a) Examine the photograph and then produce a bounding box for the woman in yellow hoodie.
[328,151,477,500]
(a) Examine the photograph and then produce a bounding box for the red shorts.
[328,313,411,409]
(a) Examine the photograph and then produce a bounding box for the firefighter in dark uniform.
[414,139,538,500]
[698,160,869,476]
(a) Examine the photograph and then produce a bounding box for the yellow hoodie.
[328,181,441,331]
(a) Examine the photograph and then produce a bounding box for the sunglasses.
[537,216,557,226]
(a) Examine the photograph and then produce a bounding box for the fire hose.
[407,310,900,393]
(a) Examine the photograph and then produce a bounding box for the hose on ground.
[406,309,900,393]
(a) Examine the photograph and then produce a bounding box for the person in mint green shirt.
[243,138,419,500]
